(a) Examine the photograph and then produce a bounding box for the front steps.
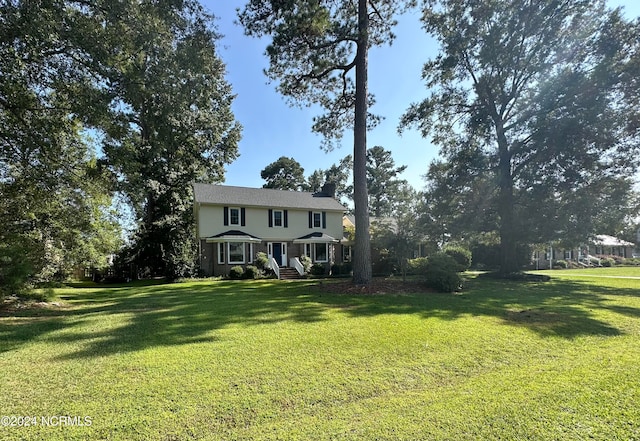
[279,267,304,280]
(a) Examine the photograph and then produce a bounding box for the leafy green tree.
[369,184,421,280]
[324,154,354,203]
[100,0,241,279]
[305,155,354,204]
[261,156,307,190]
[307,169,325,193]
[0,0,122,294]
[402,0,640,274]
[420,143,498,245]
[366,146,408,217]
[238,0,411,285]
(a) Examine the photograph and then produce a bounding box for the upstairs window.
[273,210,283,227]
[229,207,240,226]
[308,211,327,229]
[268,209,288,227]
[224,206,245,226]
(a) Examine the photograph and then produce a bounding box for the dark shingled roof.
[293,232,339,243]
[193,183,346,211]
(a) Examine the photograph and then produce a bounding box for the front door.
[269,242,287,267]
[273,243,282,266]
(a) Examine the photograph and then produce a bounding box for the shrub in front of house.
[254,252,269,271]
[443,245,472,272]
[612,256,626,265]
[300,256,312,274]
[229,266,244,279]
[310,263,326,276]
[424,252,462,293]
[554,259,568,269]
[601,258,615,267]
[243,265,260,279]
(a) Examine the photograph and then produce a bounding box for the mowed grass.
[1,268,639,440]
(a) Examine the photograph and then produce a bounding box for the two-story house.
[194,183,346,277]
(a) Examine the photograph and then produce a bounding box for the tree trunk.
[352,0,372,285]
[496,138,519,275]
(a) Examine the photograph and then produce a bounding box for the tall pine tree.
[239,0,411,285]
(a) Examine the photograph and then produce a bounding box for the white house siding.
[197,205,344,277]
[197,205,343,242]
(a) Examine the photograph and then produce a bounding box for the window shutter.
[223,206,229,226]
[241,208,246,226]
[284,210,288,228]
[308,211,312,228]
[322,211,327,229]
[268,209,273,227]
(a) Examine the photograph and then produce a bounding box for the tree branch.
[368,0,383,22]
[302,59,357,81]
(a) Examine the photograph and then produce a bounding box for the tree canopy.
[402,0,640,274]
[261,156,307,190]
[0,0,241,291]
[99,0,241,279]
[366,146,409,217]
[0,0,122,293]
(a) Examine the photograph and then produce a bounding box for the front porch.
[199,231,341,278]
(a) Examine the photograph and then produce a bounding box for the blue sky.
[203,1,640,191]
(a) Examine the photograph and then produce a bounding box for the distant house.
[194,183,345,278]
[535,234,636,268]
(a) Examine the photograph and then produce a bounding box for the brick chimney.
[320,182,337,199]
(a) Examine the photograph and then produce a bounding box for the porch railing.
[290,257,305,276]
[268,257,280,279]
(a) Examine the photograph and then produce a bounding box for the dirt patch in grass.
[0,295,66,316]
[314,278,432,295]
[505,308,564,324]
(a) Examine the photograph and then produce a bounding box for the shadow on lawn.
[309,276,639,339]
[0,280,326,358]
[1,276,638,359]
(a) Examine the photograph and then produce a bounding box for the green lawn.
[1,268,639,440]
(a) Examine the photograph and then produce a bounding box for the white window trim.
[314,243,329,263]
[228,242,245,264]
[248,243,254,263]
[312,211,322,228]
[273,209,284,228]
[217,243,225,264]
[229,207,241,226]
